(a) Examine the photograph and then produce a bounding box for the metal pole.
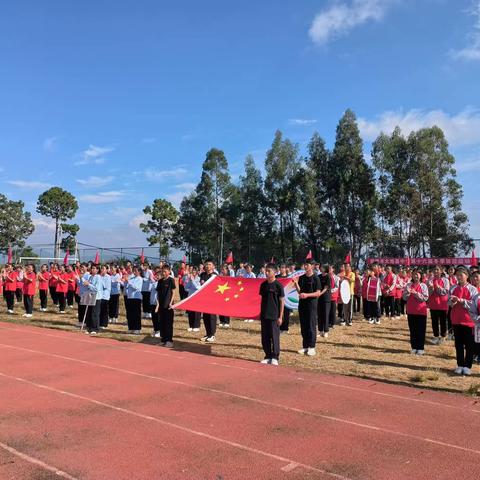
[219,219,225,267]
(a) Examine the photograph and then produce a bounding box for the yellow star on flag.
[215,282,231,295]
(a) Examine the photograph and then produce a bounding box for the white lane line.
[1,322,478,413]
[0,440,78,479]
[0,371,350,480]
[1,342,480,455]
[281,462,299,472]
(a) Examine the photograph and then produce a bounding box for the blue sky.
[0,0,479,251]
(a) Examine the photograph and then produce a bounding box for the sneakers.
[374,318,381,325]
[368,318,374,324]
[90,331,98,336]
[205,336,215,343]
[323,332,329,338]
[244,319,254,323]
[223,324,230,329]
[297,348,307,355]
[7,309,14,314]
[454,366,463,375]
[416,350,425,356]
[340,321,346,326]
[270,359,279,366]
[430,337,440,345]
[187,327,193,332]
[84,330,90,335]
[153,332,161,338]
[411,349,417,355]
[260,359,270,364]
[164,341,174,348]
[59,310,66,314]
[346,322,352,327]
[306,348,316,356]
[192,328,200,332]
[201,336,209,342]
[463,367,472,376]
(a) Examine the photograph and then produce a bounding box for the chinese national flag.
[173,276,292,319]
[472,250,478,267]
[225,251,233,263]
[305,250,313,260]
[94,251,100,264]
[63,249,69,265]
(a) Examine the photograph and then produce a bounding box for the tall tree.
[60,223,80,253]
[264,130,301,260]
[36,187,78,258]
[0,194,35,255]
[330,110,376,264]
[140,199,178,259]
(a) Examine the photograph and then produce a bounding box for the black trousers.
[142,291,151,314]
[179,284,188,300]
[393,298,401,316]
[343,300,353,324]
[353,295,361,313]
[407,314,427,350]
[57,292,66,312]
[317,299,331,333]
[67,290,74,306]
[328,301,337,327]
[362,297,368,318]
[187,311,201,329]
[299,303,317,349]
[453,325,475,368]
[78,303,92,325]
[447,307,453,333]
[39,289,48,309]
[23,295,33,314]
[87,300,102,332]
[366,300,379,319]
[159,307,174,342]
[384,296,394,317]
[219,315,230,325]
[5,290,15,310]
[109,294,120,318]
[202,313,217,337]
[15,288,23,303]
[100,299,109,327]
[337,302,344,320]
[431,310,447,338]
[261,317,280,360]
[399,299,406,315]
[49,286,58,305]
[280,308,291,332]
[126,298,142,330]
[152,308,161,332]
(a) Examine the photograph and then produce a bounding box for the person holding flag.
[200,260,217,342]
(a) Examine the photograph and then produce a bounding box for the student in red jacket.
[22,264,37,317]
[15,265,24,303]
[3,264,17,313]
[447,265,458,338]
[403,269,429,355]
[49,263,59,306]
[66,265,76,308]
[37,264,50,311]
[55,265,69,313]
[427,266,450,345]
[449,266,478,376]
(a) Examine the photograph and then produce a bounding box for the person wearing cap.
[449,266,478,376]
[292,259,322,356]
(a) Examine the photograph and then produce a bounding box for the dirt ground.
[2,298,480,397]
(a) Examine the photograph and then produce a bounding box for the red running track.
[1,321,480,480]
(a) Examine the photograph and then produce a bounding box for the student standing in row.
[55,265,69,313]
[219,264,231,328]
[317,264,332,338]
[155,264,176,347]
[37,264,50,312]
[126,266,143,334]
[427,266,450,345]
[184,266,201,332]
[276,264,291,333]
[293,260,321,356]
[259,263,285,365]
[109,267,121,323]
[3,264,17,313]
[22,264,36,318]
[200,260,217,342]
[99,265,111,329]
[403,269,429,355]
[82,264,102,335]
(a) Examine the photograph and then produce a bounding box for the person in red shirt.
[2,264,17,313]
[22,264,37,317]
[177,262,187,300]
[449,266,478,375]
[49,263,59,306]
[37,264,50,312]
[447,265,458,338]
[403,269,429,355]
[54,265,69,313]
[66,265,76,308]
[427,266,450,345]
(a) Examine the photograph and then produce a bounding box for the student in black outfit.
[259,263,285,365]
[293,259,321,356]
[200,260,217,342]
[276,263,292,333]
[317,264,332,338]
[155,264,176,348]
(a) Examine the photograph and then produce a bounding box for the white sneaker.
[297,348,307,355]
[7,310,14,314]
[187,327,193,332]
[59,311,66,314]
[270,359,279,366]
[164,341,174,348]
[26,314,32,318]
[317,332,323,338]
[248,319,254,323]
[430,337,440,345]
[153,332,161,338]
[206,336,215,343]
[200,336,208,342]
[243,319,249,323]
[454,366,463,375]
[438,337,445,345]
[192,328,200,332]
[340,321,346,326]
[375,319,381,325]
[90,331,97,335]
[307,348,316,356]
[368,318,374,324]
[134,330,141,335]
[463,367,472,376]
[22,313,28,317]
[411,349,417,354]
[395,316,401,320]
[223,324,230,328]
[324,332,329,338]
[84,330,90,335]
[260,359,270,364]
[416,350,425,355]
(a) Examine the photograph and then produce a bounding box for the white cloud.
[111,206,139,217]
[79,191,125,204]
[75,144,114,166]
[289,118,318,126]
[309,0,393,45]
[451,1,480,61]
[137,167,189,182]
[76,175,114,188]
[32,218,56,232]
[43,136,60,152]
[7,180,52,190]
[129,213,150,228]
[358,107,480,147]
[166,192,187,208]
[174,182,197,190]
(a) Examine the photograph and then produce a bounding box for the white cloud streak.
[289,118,318,126]
[43,136,60,152]
[137,167,189,182]
[451,1,480,61]
[75,144,114,166]
[309,0,393,45]
[358,107,480,147]
[76,176,114,188]
[7,180,52,190]
[79,191,125,204]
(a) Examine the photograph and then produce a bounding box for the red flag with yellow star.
[173,275,292,319]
